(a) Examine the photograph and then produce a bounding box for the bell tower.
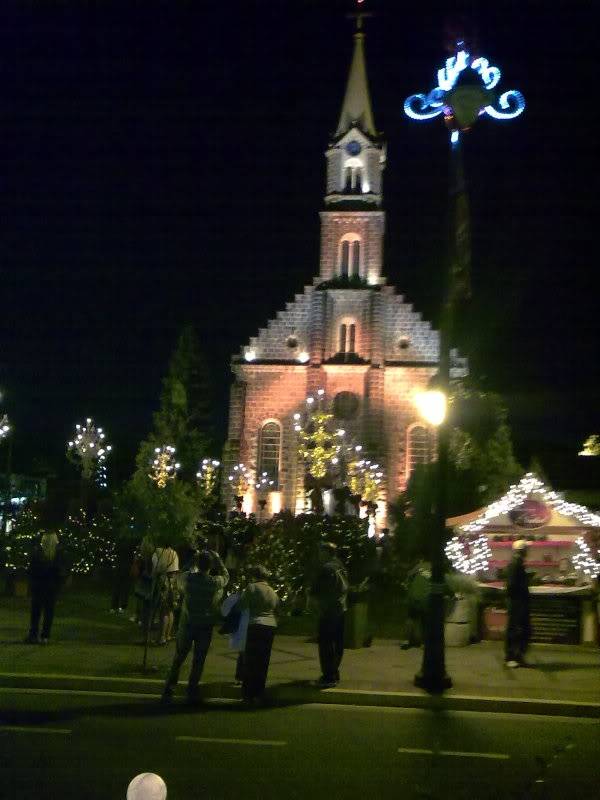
[319,18,386,286]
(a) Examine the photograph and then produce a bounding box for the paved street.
[1,688,598,800]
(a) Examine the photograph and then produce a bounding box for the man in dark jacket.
[505,539,532,668]
[161,550,228,704]
[311,542,349,688]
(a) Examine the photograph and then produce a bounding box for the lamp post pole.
[404,38,525,693]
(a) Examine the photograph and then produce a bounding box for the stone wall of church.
[318,212,384,283]
[234,365,308,511]
[382,366,437,496]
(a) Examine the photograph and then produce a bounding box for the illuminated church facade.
[224,25,466,525]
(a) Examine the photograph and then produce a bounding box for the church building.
[224,23,466,525]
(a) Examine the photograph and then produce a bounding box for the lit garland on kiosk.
[445,533,492,575]
[459,473,600,534]
[572,536,600,578]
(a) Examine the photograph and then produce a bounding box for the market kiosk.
[446,474,599,645]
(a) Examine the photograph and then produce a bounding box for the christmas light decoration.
[67,418,112,482]
[196,458,221,496]
[458,473,600,534]
[0,414,10,440]
[572,536,600,578]
[404,49,525,124]
[445,533,492,575]
[296,391,341,480]
[148,445,180,489]
[228,463,252,497]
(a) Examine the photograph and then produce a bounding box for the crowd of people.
[22,530,351,707]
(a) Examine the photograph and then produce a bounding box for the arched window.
[339,322,356,354]
[338,234,362,277]
[406,424,430,478]
[342,157,366,193]
[258,422,281,484]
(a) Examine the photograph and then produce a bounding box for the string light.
[459,473,600,534]
[446,533,492,575]
[67,417,112,483]
[148,445,180,489]
[572,536,600,578]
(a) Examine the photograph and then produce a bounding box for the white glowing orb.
[297,351,309,363]
[127,773,167,800]
[415,389,446,427]
[244,349,256,362]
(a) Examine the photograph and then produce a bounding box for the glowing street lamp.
[0,414,10,440]
[414,389,447,428]
[404,34,524,694]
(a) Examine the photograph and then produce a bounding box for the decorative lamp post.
[0,414,10,441]
[405,38,524,693]
[67,417,112,481]
[148,445,180,489]
[227,463,252,512]
[295,389,342,513]
[196,458,221,496]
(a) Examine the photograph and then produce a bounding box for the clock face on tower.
[345,140,362,156]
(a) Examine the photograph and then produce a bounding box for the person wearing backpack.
[311,541,349,688]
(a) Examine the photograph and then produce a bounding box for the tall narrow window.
[348,324,356,353]
[351,240,360,276]
[258,422,281,484]
[407,424,430,478]
[340,241,350,277]
[344,167,352,191]
[353,168,362,193]
[339,323,356,354]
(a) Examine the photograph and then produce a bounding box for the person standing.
[220,588,250,686]
[505,539,532,668]
[25,532,65,644]
[311,542,349,688]
[239,565,278,704]
[161,550,228,705]
[152,544,180,645]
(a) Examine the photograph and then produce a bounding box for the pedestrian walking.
[25,531,65,644]
[220,589,250,685]
[505,539,532,668]
[311,542,349,688]
[239,565,279,704]
[152,544,180,645]
[161,549,229,705]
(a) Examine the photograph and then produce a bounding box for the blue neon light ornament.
[404,49,525,128]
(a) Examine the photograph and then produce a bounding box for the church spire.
[335,15,376,139]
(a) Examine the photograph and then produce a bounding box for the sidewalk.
[2,590,599,717]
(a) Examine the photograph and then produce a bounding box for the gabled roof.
[335,30,376,139]
[452,473,600,533]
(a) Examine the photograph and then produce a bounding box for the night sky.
[1,1,598,489]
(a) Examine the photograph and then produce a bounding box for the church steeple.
[324,19,385,210]
[335,22,376,139]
